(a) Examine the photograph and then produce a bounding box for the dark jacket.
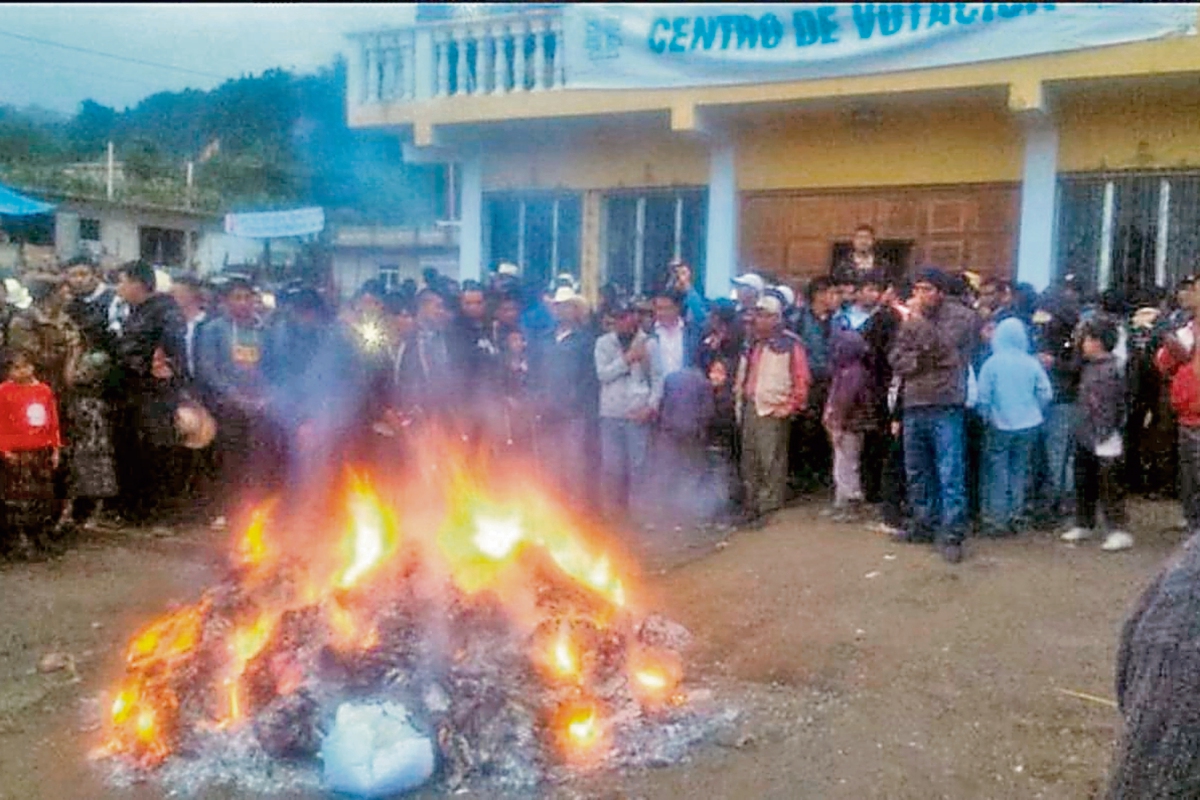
[1109,531,1200,799]
[1074,352,1127,451]
[115,293,186,391]
[1033,294,1083,404]
[795,306,833,385]
[659,367,715,441]
[194,315,267,416]
[888,298,980,409]
[530,326,595,423]
[825,329,878,433]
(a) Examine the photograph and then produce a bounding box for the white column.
[705,140,739,301]
[512,22,527,92]
[455,32,468,96]
[533,19,548,91]
[459,152,484,282]
[1155,178,1171,287]
[493,25,508,94]
[435,33,450,96]
[414,29,434,100]
[1015,115,1058,291]
[346,37,366,108]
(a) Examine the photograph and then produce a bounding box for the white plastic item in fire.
[320,701,435,798]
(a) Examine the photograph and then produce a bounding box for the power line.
[0,50,168,92]
[0,28,227,80]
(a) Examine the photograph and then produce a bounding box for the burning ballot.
[93,431,708,794]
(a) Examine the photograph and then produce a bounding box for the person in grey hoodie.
[594,302,663,522]
[975,317,1053,536]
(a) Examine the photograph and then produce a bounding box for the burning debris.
[93,439,722,796]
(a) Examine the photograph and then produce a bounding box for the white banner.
[224,206,325,239]
[564,3,1198,90]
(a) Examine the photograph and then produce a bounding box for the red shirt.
[0,381,61,452]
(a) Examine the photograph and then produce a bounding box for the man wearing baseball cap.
[735,293,811,527]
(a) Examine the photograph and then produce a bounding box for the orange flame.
[554,698,605,760]
[99,433,673,768]
[628,648,683,708]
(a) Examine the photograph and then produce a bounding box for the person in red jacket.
[1156,280,1200,531]
[0,350,62,558]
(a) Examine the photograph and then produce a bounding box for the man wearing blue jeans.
[595,303,663,522]
[889,268,982,563]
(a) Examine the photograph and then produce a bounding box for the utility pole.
[106,141,115,201]
[185,161,194,210]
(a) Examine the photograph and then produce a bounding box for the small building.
[344,3,1200,300]
[329,222,459,299]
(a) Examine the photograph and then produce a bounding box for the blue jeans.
[599,418,651,519]
[1041,402,1075,518]
[903,406,967,545]
[984,426,1038,532]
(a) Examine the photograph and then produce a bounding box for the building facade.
[345,3,1200,300]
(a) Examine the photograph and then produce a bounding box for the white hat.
[732,273,765,294]
[552,286,587,306]
[497,262,520,277]
[773,285,796,307]
[756,295,783,315]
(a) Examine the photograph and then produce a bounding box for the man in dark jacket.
[111,260,188,527]
[791,276,839,494]
[530,287,596,508]
[888,267,981,563]
[195,277,278,512]
[1032,290,1083,525]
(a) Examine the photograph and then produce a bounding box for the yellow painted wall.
[1057,85,1200,173]
[735,99,1023,190]
[481,127,709,192]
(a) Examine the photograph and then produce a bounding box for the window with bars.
[485,193,582,292]
[1056,172,1200,295]
[603,188,707,297]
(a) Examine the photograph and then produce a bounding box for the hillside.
[0,60,444,222]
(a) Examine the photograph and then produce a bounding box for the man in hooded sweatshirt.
[975,318,1053,536]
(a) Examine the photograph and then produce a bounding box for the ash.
[95,558,731,797]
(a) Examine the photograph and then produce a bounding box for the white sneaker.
[1101,531,1134,551]
[1061,527,1092,543]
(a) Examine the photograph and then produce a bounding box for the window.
[1056,172,1200,294]
[485,193,582,291]
[379,265,400,291]
[603,188,706,296]
[139,226,186,267]
[80,218,101,242]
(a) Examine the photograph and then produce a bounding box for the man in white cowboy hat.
[529,285,596,507]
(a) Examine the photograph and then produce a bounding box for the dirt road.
[0,500,1182,799]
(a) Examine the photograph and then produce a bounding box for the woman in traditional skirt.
[66,349,118,527]
[0,351,62,557]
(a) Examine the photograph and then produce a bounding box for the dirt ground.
[0,498,1184,800]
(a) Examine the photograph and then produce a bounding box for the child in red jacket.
[0,351,62,557]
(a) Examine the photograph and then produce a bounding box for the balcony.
[346,6,568,114]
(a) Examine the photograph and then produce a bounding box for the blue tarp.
[0,183,54,216]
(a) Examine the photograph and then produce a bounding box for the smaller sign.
[224,207,325,239]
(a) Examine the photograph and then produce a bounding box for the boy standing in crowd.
[975,318,1053,536]
[1062,315,1132,551]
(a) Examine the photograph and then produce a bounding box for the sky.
[0,4,418,115]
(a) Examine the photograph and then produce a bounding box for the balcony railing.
[348,8,568,108]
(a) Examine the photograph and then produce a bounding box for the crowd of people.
[1,222,1199,566]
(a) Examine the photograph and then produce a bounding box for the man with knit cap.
[888,267,981,563]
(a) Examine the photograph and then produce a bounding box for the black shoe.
[891,528,932,545]
[940,542,964,564]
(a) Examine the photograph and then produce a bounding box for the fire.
[98,432,681,774]
[336,473,399,589]
[628,648,683,708]
[551,625,579,680]
[554,698,606,759]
